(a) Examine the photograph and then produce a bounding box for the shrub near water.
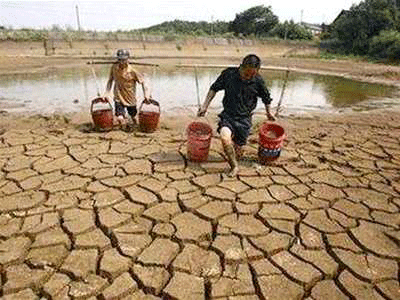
[320,0,400,62]
[270,21,313,40]
[368,30,400,62]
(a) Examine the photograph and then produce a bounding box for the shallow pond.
[0,65,399,116]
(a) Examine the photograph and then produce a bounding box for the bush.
[319,38,348,54]
[3,29,47,41]
[270,21,313,40]
[326,0,399,56]
[222,32,236,39]
[368,30,400,62]
[164,32,177,42]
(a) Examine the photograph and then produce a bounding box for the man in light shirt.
[105,49,150,128]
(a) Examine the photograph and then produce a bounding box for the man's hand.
[143,97,151,104]
[197,107,206,117]
[103,91,112,100]
[267,112,276,121]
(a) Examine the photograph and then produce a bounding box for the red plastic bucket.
[91,97,113,131]
[187,122,213,162]
[139,99,160,133]
[258,122,286,163]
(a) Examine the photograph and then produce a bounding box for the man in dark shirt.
[197,54,275,176]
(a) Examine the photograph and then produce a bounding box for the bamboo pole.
[89,65,101,97]
[177,63,348,78]
[87,61,159,67]
[194,66,201,110]
[177,63,290,71]
[177,64,236,69]
[275,68,290,117]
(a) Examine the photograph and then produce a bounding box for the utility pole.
[211,15,214,36]
[300,9,303,24]
[76,5,81,32]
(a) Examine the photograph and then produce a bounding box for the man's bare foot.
[227,166,239,177]
[122,123,135,132]
[223,143,239,177]
[117,115,126,129]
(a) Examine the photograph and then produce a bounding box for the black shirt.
[210,67,272,119]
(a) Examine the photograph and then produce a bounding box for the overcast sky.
[1,0,362,31]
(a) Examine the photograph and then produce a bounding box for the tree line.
[0,5,312,42]
[1,1,399,62]
[137,5,313,40]
[138,0,400,62]
[321,0,400,62]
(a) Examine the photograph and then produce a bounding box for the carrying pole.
[275,68,290,117]
[194,65,201,110]
[90,62,101,97]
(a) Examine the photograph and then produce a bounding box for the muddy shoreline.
[1,54,400,88]
[1,40,400,131]
[1,39,400,85]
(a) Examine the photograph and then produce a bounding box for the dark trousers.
[115,101,137,118]
[217,115,251,146]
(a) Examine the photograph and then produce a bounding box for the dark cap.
[241,54,261,68]
[116,49,130,60]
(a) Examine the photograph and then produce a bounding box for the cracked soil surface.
[0,108,399,300]
[1,38,400,299]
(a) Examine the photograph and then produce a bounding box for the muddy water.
[0,66,398,116]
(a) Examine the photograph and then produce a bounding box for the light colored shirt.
[108,63,145,106]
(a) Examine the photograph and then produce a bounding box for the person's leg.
[234,143,243,159]
[126,106,138,124]
[220,126,239,177]
[114,101,126,127]
[231,118,251,160]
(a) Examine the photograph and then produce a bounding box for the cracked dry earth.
[0,110,399,300]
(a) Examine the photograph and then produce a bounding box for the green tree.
[325,0,399,55]
[138,19,230,36]
[229,5,279,37]
[51,24,64,32]
[368,29,400,61]
[270,20,313,40]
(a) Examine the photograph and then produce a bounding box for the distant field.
[0,38,318,59]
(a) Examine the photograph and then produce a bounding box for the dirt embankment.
[1,39,400,87]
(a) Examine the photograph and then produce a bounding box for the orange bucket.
[138,99,160,133]
[91,97,113,131]
[187,121,213,162]
[258,122,286,163]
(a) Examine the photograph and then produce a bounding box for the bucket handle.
[139,98,160,112]
[91,97,112,114]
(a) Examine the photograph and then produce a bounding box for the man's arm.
[105,67,114,94]
[134,71,151,103]
[258,78,276,121]
[265,103,276,121]
[197,89,216,117]
[141,80,151,102]
[197,68,227,117]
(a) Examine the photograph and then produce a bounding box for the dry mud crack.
[0,110,399,299]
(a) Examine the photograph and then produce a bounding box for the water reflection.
[0,66,398,115]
